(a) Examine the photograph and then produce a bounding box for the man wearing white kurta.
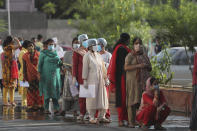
[82,39,109,124]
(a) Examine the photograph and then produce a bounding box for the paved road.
[0,105,190,131]
[0,92,191,131]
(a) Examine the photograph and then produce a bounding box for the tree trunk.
[184,45,193,75]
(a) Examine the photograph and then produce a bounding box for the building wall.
[47,20,77,46]
[0,11,77,46]
[0,11,47,39]
[8,0,36,12]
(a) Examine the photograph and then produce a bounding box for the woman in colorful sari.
[38,39,62,114]
[2,36,21,106]
[136,77,170,130]
[124,37,152,127]
[18,40,28,108]
[23,41,44,112]
[107,33,131,126]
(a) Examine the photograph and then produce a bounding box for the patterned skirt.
[27,80,44,107]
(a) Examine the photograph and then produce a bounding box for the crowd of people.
[0,33,172,130]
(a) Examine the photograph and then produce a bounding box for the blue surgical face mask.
[48,45,54,51]
[154,85,159,90]
[82,41,88,48]
[20,41,24,45]
[97,45,102,52]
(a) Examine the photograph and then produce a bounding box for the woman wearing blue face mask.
[38,39,63,115]
[72,34,88,121]
[97,38,112,69]
[82,39,109,124]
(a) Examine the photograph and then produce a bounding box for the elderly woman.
[124,37,152,127]
[38,39,62,114]
[2,36,21,106]
[136,77,171,130]
[72,34,88,121]
[82,39,109,124]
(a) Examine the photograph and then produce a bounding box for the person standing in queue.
[96,38,112,121]
[82,39,109,124]
[124,37,152,127]
[2,36,21,106]
[38,39,62,115]
[72,34,88,121]
[23,41,44,112]
[107,33,131,126]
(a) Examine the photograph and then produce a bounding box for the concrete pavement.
[0,92,191,131]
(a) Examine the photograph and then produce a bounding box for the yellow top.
[36,41,43,50]
[19,48,27,81]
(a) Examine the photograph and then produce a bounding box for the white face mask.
[73,44,80,49]
[92,45,98,52]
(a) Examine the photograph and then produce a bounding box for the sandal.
[44,110,51,114]
[99,118,111,123]
[54,111,61,116]
[10,102,16,106]
[118,121,124,127]
[154,124,166,130]
[3,103,11,106]
[89,119,97,124]
[128,123,135,128]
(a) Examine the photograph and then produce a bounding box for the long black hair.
[3,36,13,48]
[23,40,34,48]
[22,40,31,49]
[132,37,142,45]
[72,37,78,47]
[113,33,130,51]
[150,77,156,86]
[43,39,54,46]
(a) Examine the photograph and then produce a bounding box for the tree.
[71,0,152,49]
[35,0,83,19]
[41,2,56,19]
[146,0,197,74]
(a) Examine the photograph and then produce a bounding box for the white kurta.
[101,51,112,69]
[82,51,108,110]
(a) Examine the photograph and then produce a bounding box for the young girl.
[61,63,79,118]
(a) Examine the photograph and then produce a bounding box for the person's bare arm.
[13,37,21,50]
